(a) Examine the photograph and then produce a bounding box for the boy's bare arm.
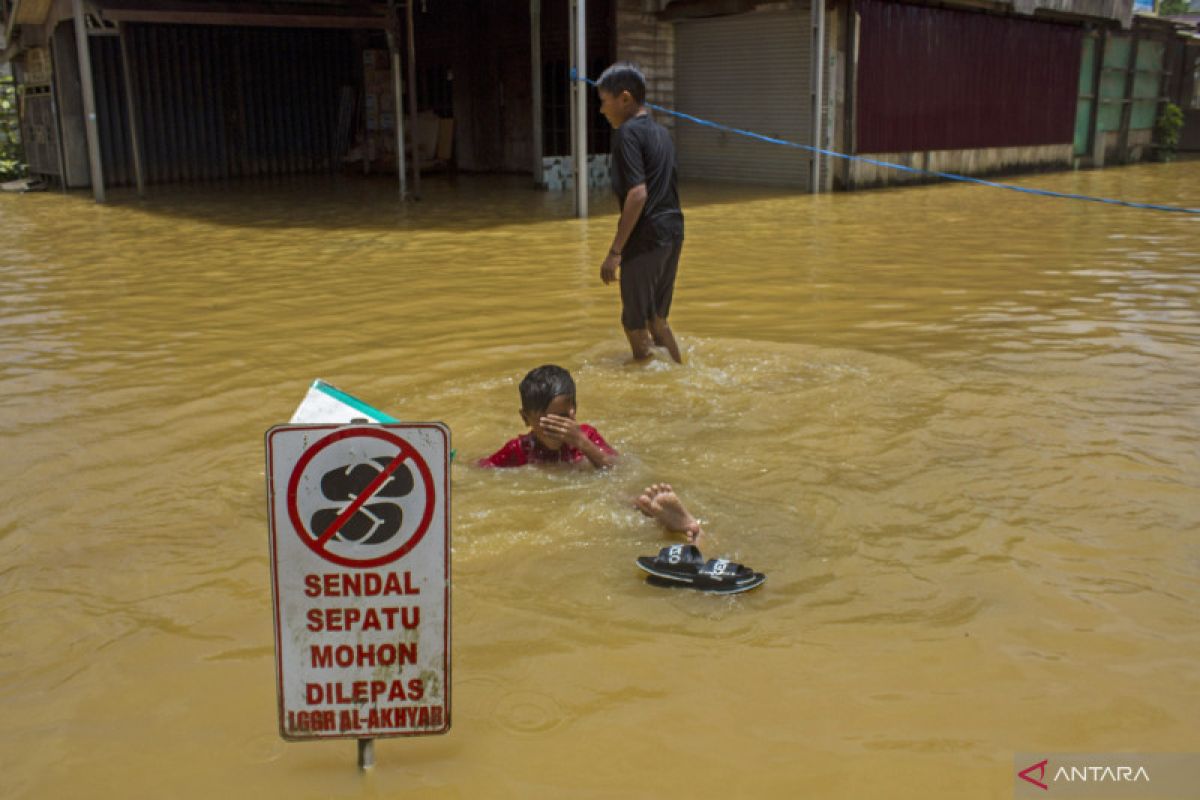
[573,433,618,469]
[601,183,648,285]
[539,415,618,469]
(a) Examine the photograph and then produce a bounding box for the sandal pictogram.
[310,457,415,545]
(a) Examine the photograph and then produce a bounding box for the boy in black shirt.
[596,63,685,364]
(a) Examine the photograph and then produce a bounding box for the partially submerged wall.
[847,144,1073,188]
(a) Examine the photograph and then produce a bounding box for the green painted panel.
[1098,65,1127,132]
[1077,37,1096,96]
[1133,71,1159,100]
[1074,99,1093,155]
[1137,41,1164,72]
[1092,36,1164,135]
[1104,36,1131,69]
[1098,102,1123,132]
[1132,41,1164,131]
[1097,37,1133,134]
[1099,71,1127,101]
[1074,37,1097,155]
[1131,100,1158,129]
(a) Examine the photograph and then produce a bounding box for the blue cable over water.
[571,71,1200,215]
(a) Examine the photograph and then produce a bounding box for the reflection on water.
[1,163,1198,797]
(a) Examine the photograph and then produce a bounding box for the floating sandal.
[635,544,706,582]
[635,545,766,594]
[645,572,766,595]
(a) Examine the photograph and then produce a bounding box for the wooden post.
[117,22,145,197]
[531,0,543,187]
[72,0,105,201]
[406,0,421,199]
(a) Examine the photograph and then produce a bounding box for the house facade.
[0,0,1193,201]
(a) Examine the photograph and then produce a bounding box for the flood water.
[1,162,1198,798]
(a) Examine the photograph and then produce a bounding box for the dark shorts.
[619,237,683,331]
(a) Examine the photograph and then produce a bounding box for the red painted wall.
[855,0,1083,154]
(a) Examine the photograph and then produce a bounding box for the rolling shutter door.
[674,8,811,188]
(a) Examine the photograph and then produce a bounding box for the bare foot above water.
[635,483,704,544]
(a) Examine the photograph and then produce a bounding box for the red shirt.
[478,424,617,468]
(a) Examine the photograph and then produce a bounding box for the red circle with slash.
[286,427,436,568]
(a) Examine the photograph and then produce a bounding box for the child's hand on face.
[539,414,584,448]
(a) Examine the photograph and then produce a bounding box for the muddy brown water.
[1,163,1198,797]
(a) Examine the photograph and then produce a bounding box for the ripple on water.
[491,690,569,735]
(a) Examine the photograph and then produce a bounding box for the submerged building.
[0,0,1196,201]
[656,0,1199,190]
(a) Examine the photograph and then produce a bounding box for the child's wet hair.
[597,62,646,104]
[519,365,576,413]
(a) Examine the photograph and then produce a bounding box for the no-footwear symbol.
[286,427,436,568]
[312,456,415,545]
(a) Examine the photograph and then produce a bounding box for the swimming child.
[478,364,618,469]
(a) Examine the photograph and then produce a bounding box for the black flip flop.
[695,558,758,586]
[636,547,765,593]
[645,572,766,595]
[635,544,706,583]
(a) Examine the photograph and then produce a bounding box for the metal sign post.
[387,0,408,200]
[812,0,826,194]
[265,422,451,767]
[116,22,146,198]
[405,0,421,200]
[570,0,587,218]
[530,0,543,187]
[72,0,105,202]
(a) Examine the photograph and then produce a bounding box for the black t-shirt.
[611,113,684,253]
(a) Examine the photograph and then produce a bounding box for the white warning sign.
[265,423,450,740]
